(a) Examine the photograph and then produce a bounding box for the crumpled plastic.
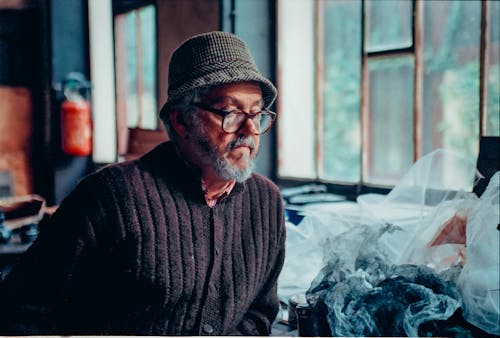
[278,149,499,335]
[457,171,500,335]
[278,149,479,300]
[356,148,480,269]
[278,204,359,301]
[306,223,463,337]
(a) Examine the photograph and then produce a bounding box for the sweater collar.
[140,141,246,203]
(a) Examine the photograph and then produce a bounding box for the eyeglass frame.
[193,102,277,135]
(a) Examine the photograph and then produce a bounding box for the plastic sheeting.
[277,149,499,335]
[306,223,463,336]
[457,171,500,335]
[278,202,361,300]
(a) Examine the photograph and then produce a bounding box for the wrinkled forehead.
[202,82,264,107]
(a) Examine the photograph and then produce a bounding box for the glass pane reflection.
[486,0,500,136]
[366,0,413,52]
[422,0,480,163]
[321,0,362,183]
[366,57,414,186]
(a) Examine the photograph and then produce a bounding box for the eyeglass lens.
[223,112,273,134]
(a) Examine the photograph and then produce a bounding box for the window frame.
[276,0,493,198]
[112,0,160,158]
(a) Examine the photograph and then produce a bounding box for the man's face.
[187,82,263,182]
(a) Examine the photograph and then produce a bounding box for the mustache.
[226,136,256,152]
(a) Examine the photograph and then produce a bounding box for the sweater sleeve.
[232,196,286,336]
[0,175,101,335]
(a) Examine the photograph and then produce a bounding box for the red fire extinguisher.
[60,73,92,156]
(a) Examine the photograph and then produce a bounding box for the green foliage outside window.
[322,1,361,182]
[320,0,497,185]
[487,64,500,136]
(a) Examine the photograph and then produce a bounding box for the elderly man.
[0,31,285,336]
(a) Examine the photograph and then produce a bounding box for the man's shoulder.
[77,157,151,195]
[90,141,174,180]
[248,173,281,196]
[91,159,141,180]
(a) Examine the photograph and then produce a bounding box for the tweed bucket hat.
[160,31,277,118]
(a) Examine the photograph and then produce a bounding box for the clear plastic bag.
[457,171,500,335]
[279,149,480,299]
[356,149,480,267]
[278,205,359,301]
[278,150,498,335]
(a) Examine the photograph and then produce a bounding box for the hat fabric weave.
[160,31,277,117]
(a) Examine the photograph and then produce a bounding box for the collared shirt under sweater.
[0,141,286,336]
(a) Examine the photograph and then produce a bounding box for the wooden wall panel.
[156,0,220,110]
[0,86,33,196]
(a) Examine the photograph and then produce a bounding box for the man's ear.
[170,111,188,138]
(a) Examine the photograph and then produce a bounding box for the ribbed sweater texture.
[0,141,286,336]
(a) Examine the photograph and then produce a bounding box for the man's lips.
[227,137,256,156]
[232,142,253,149]
[229,145,254,157]
[233,145,252,152]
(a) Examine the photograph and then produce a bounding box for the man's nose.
[238,116,259,135]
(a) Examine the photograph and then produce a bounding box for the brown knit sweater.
[0,142,286,336]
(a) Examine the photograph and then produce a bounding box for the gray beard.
[190,125,257,183]
[212,149,255,183]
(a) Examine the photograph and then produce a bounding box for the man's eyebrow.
[209,96,264,108]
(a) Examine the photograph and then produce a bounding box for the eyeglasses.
[193,102,276,135]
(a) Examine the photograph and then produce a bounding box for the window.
[277,0,499,191]
[114,4,157,130]
[114,2,158,157]
[485,0,500,136]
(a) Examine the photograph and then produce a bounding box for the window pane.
[366,57,414,186]
[125,11,138,127]
[422,1,481,164]
[139,6,157,130]
[486,0,500,136]
[116,5,157,131]
[277,0,316,178]
[321,0,361,182]
[366,0,413,52]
